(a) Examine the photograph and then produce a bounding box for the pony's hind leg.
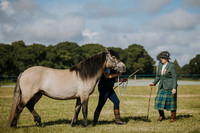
[71,98,81,127]
[26,92,42,126]
[8,73,25,127]
[10,102,25,127]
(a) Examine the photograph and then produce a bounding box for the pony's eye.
[112,56,116,59]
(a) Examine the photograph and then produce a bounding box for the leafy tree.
[123,44,155,74]
[11,40,26,47]
[0,41,164,76]
[42,45,58,68]
[180,64,191,74]
[179,54,200,74]
[54,41,82,68]
[173,59,181,74]
[0,44,14,75]
[11,40,27,74]
[26,44,46,65]
[189,54,200,74]
[81,44,105,59]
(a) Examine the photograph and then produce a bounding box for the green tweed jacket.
[153,62,178,90]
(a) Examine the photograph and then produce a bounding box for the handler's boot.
[114,108,126,125]
[170,111,176,123]
[92,109,101,126]
[158,110,165,122]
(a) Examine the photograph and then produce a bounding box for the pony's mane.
[70,52,107,80]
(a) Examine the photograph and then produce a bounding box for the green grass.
[0,80,16,86]
[0,85,200,133]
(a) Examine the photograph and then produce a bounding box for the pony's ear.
[105,48,110,54]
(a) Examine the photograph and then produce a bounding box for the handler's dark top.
[98,69,117,89]
[96,68,120,110]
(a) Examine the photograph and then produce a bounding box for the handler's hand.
[149,83,154,86]
[117,73,122,76]
[172,89,176,94]
[123,78,128,82]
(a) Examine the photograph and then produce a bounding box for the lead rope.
[117,76,128,96]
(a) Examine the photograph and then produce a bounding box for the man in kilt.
[149,51,178,123]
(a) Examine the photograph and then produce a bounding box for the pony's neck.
[70,52,107,80]
[94,62,107,81]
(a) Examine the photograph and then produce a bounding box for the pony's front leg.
[71,98,81,127]
[81,95,89,127]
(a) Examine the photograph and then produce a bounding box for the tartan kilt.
[154,88,177,111]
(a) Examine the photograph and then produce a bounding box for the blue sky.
[0,0,200,66]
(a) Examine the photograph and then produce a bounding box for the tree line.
[0,40,199,76]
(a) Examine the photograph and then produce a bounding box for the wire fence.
[121,74,200,79]
[1,74,200,82]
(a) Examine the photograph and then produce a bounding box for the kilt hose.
[154,88,177,111]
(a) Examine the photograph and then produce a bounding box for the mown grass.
[0,80,16,86]
[0,85,200,133]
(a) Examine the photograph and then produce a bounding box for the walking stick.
[147,85,153,119]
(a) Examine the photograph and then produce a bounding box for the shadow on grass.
[17,119,72,128]
[123,116,151,123]
[43,119,72,127]
[18,125,39,128]
[98,115,151,125]
[18,116,151,128]
[42,119,96,127]
[165,114,193,120]
[177,114,193,120]
[18,114,192,128]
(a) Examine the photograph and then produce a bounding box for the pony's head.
[105,49,126,73]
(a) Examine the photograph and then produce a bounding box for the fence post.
[134,75,137,85]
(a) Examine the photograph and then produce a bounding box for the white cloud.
[0,0,199,67]
[83,1,123,19]
[146,29,200,66]
[20,16,85,44]
[184,0,200,9]
[79,20,199,66]
[0,0,15,16]
[155,9,200,31]
[82,29,99,41]
[0,0,85,44]
[101,23,135,33]
[83,26,199,66]
[139,0,171,13]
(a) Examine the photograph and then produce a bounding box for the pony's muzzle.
[115,62,126,73]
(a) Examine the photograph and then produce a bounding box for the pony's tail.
[8,73,22,127]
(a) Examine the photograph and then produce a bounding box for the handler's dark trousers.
[96,87,120,111]
[93,87,119,126]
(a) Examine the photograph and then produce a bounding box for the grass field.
[0,85,200,133]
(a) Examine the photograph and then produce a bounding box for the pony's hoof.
[10,123,17,128]
[71,122,78,127]
[36,122,42,127]
[10,125,17,128]
[81,123,88,127]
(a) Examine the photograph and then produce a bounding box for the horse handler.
[92,50,127,126]
[149,51,178,123]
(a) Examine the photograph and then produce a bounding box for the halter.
[117,76,128,96]
[107,54,121,69]
[113,69,140,96]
